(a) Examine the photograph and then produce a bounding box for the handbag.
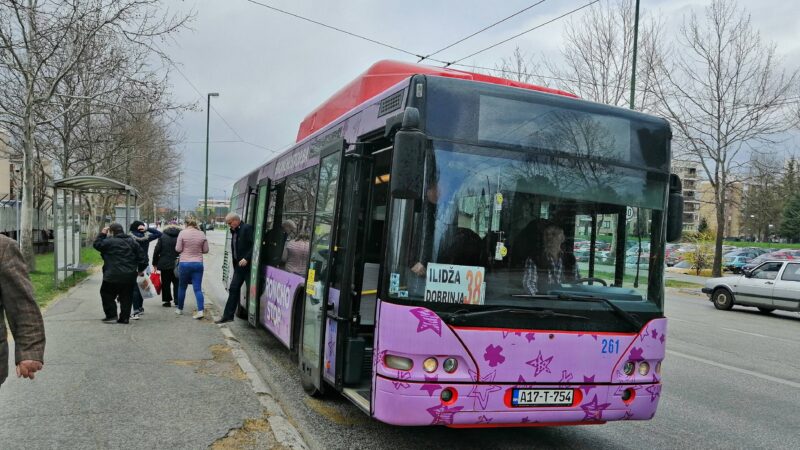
[137,274,157,299]
[150,271,162,295]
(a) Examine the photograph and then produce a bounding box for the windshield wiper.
[509,293,643,330]
[442,307,589,326]
[557,294,643,330]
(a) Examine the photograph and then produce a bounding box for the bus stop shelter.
[51,176,138,288]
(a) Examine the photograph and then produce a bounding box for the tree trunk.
[20,112,36,270]
[713,195,726,277]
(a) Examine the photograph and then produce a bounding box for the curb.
[202,251,309,450]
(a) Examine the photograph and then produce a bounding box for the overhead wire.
[243,0,426,60]
[446,0,600,66]
[418,0,548,63]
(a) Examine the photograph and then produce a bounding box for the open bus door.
[298,141,346,395]
[247,181,270,327]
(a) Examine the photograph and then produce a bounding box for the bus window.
[265,167,318,276]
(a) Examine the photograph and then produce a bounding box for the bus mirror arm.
[390,107,426,199]
[666,174,684,243]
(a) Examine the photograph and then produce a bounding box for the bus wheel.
[757,307,775,314]
[298,305,322,397]
[712,289,734,310]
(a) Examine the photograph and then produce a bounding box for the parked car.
[722,255,752,273]
[574,250,591,262]
[741,251,797,272]
[702,260,800,314]
[665,260,713,276]
[624,254,650,270]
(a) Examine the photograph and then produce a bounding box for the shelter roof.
[52,176,138,196]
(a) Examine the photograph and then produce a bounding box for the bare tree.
[0,0,188,268]
[493,46,545,85]
[648,0,798,276]
[543,0,662,110]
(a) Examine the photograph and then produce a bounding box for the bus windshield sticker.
[494,241,507,261]
[424,263,485,305]
[389,273,400,294]
[306,268,316,296]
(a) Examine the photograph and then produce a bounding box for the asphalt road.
[206,231,800,450]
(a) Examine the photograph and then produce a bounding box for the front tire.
[757,307,775,314]
[713,288,734,310]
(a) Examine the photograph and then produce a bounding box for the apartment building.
[673,162,701,232]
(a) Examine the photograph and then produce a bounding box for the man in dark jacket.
[1,234,46,387]
[216,213,254,324]
[152,224,181,307]
[94,223,148,324]
[129,220,162,318]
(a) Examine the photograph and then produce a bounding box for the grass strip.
[29,249,103,308]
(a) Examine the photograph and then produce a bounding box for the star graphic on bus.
[392,370,411,390]
[580,395,611,421]
[645,380,661,402]
[427,404,464,425]
[651,329,659,340]
[483,344,505,367]
[622,411,635,420]
[420,375,442,397]
[558,370,574,387]
[660,334,666,344]
[467,370,501,410]
[410,307,442,336]
[526,351,554,377]
[477,415,493,424]
[525,332,536,342]
[580,375,596,394]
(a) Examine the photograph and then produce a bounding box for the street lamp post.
[204,92,219,233]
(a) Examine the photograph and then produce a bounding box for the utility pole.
[204,92,219,233]
[629,0,641,110]
[177,171,181,220]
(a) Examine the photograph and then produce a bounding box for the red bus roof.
[296,60,576,142]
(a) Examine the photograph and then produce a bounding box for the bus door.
[237,186,258,319]
[299,142,345,395]
[247,181,270,327]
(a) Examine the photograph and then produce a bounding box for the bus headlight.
[385,354,413,371]
[443,357,458,373]
[623,361,635,376]
[638,361,650,376]
[423,357,438,373]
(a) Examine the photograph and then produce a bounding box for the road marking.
[667,350,800,389]
[719,327,769,338]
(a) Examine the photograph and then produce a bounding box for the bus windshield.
[385,141,668,326]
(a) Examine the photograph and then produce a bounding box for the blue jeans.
[131,284,143,312]
[177,262,205,311]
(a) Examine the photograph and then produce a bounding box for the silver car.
[702,260,800,314]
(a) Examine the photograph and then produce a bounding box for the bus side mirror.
[666,174,684,243]
[390,107,426,199]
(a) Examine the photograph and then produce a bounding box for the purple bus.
[226,60,684,427]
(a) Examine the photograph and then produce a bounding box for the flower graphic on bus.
[483,344,505,367]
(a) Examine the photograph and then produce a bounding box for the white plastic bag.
[137,274,156,299]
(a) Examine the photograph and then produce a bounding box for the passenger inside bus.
[263,219,295,267]
[282,230,310,275]
[521,221,581,294]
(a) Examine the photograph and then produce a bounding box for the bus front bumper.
[372,375,661,426]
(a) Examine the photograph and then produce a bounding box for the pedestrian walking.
[175,218,209,319]
[0,234,46,387]
[129,221,162,319]
[93,223,148,324]
[152,223,182,307]
[216,212,254,324]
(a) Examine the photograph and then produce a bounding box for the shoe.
[214,318,233,324]
[193,311,204,320]
[162,302,171,307]
[117,319,130,324]
[132,312,141,320]
[102,317,118,324]
[175,308,183,315]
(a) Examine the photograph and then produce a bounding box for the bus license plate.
[511,389,574,407]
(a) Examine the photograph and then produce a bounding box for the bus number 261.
[601,339,620,354]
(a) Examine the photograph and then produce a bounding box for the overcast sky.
[161,0,800,211]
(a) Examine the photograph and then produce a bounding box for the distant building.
[196,198,230,223]
[673,161,701,232]
[697,181,743,237]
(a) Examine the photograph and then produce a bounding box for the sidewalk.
[0,267,280,449]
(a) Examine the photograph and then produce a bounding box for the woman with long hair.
[175,218,209,319]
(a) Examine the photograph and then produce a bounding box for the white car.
[702,260,800,314]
